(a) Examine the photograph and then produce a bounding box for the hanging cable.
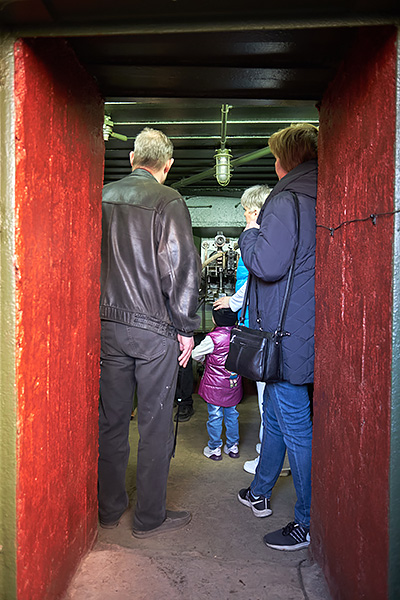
[316,210,400,237]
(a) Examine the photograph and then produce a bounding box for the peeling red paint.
[14,38,104,600]
[313,27,396,600]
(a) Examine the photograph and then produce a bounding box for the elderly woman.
[214,184,270,318]
[237,123,318,551]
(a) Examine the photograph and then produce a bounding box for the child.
[192,307,243,461]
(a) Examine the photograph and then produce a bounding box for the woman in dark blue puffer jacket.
[237,123,318,552]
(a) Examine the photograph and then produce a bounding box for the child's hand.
[213,296,231,310]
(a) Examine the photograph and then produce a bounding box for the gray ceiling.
[2,1,400,195]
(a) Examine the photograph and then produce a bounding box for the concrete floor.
[65,392,331,600]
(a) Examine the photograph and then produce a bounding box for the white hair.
[240,185,271,211]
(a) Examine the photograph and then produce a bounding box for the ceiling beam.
[12,15,400,37]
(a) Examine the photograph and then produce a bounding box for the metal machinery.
[197,231,239,333]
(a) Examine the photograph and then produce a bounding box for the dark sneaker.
[132,510,191,539]
[237,487,272,517]
[99,518,120,529]
[263,521,310,551]
[174,405,194,422]
[99,505,129,529]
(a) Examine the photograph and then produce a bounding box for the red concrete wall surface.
[14,39,104,599]
[313,27,396,600]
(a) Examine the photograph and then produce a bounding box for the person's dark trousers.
[98,320,179,531]
[175,357,194,408]
[174,357,194,421]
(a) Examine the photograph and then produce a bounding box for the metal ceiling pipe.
[112,120,319,126]
[171,165,217,189]
[171,145,272,189]
[230,145,272,168]
[220,104,231,151]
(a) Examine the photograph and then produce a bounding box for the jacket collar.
[270,158,318,196]
[130,167,158,182]
[256,159,317,224]
[269,159,317,198]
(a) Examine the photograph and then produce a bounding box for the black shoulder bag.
[225,193,300,382]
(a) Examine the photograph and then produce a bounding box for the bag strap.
[274,192,300,335]
[240,192,300,335]
[239,273,251,325]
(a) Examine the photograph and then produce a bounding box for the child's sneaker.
[224,443,240,458]
[280,467,291,477]
[263,521,310,551]
[203,445,222,461]
[237,487,272,517]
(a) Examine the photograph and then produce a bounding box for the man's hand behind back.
[177,334,194,368]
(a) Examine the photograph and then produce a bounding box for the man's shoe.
[224,443,240,458]
[243,456,259,474]
[99,518,120,529]
[263,521,310,551]
[237,487,272,517]
[99,505,128,529]
[174,405,194,422]
[203,445,222,460]
[132,510,191,539]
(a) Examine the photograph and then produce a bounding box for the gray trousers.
[98,320,179,531]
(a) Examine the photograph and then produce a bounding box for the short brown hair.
[268,123,318,173]
[132,127,174,171]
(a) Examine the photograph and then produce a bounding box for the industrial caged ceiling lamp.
[214,147,232,186]
[215,104,232,187]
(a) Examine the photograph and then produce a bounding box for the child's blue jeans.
[206,404,239,449]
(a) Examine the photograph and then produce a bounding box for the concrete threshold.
[65,393,331,600]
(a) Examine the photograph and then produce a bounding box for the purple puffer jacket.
[198,327,243,407]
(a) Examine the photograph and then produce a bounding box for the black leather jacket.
[100,168,201,338]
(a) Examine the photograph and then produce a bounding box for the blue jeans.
[251,381,312,528]
[206,404,239,449]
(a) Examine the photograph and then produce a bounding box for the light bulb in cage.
[214,148,232,186]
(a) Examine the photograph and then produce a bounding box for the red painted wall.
[14,39,104,599]
[313,27,396,599]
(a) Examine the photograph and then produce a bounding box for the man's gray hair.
[240,185,271,211]
[132,127,174,171]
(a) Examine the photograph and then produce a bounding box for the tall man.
[98,128,201,538]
